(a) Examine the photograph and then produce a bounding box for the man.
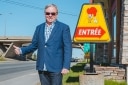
[13,4,72,85]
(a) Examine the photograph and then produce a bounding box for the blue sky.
[0,0,89,58]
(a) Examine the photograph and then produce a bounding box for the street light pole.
[0,13,6,37]
[0,13,12,37]
[4,17,6,37]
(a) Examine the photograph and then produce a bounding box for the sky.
[0,0,89,58]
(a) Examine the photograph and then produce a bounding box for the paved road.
[0,61,77,85]
[0,61,36,81]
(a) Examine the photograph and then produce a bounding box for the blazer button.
[45,45,47,47]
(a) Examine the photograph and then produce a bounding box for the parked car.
[71,58,78,62]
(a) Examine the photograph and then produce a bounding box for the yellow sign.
[73,4,111,43]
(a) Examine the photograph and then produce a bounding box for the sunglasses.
[45,12,56,16]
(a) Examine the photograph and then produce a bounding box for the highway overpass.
[0,36,83,59]
[0,36,32,59]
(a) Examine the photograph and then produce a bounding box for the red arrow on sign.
[74,26,105,38]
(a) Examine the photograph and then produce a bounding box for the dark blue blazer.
[21,20,72,72]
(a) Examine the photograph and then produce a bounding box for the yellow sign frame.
[73,3,111,43]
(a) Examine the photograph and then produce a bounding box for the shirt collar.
[45,20,56,28]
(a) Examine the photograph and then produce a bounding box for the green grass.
[63,61,85,85]
[105,80,126,85]
[63,60,127,85]
[0,56,6,61]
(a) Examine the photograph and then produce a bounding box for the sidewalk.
[0,72,39,85]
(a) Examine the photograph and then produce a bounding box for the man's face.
[45,6,58,24]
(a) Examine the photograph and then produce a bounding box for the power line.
[0,0,77,16]
[1,0,43,10]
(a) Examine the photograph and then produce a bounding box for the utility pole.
[0,13,12,37]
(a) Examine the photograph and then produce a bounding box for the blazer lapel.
[39,23,45,44]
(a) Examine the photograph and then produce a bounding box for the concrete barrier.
[79,73,104,85]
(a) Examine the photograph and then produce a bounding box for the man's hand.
[61,68,69,75]
[13,45,21,55]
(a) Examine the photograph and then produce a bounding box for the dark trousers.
[38,71,62,85]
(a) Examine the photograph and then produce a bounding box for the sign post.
[90,43,94,72]
[73,3,111,72]
[73,3,111,85]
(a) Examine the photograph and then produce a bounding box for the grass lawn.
[63,61,85,85]
[0,57,6,61]
[105,80,126,85]
[63,60,126,85]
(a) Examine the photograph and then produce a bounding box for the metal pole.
[4,18,6,37]
[0,13,6,37]
[126,65,128,85]
[90,43,93,73]
[0,13,12,37]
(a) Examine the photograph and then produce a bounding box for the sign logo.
[73,4,111,43]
